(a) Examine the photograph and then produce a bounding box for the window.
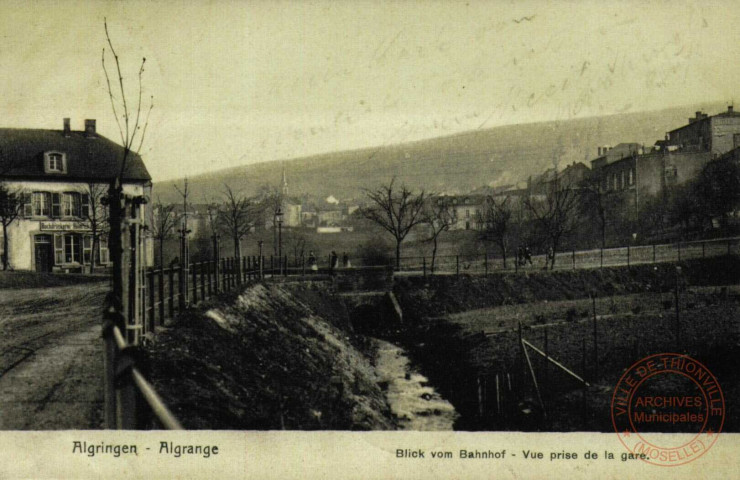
[81,194,90,218]
[629,169,634,185]
[32,192,51,216]
[62,192,81,217]
[621,171,625,189]
[44,152,67,174]
[99,237,110,264]
[63,234,81,264]
[22,193,32,217]
[83,235,93,264]
[465,209,470,219]
[51,193,61,218]
[54,234,64,264]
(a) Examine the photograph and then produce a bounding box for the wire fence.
[467,284,739,430]
[395,236,740,276]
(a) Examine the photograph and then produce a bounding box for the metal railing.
[102,300,183,429]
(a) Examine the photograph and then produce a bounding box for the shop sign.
[39,221,91,232]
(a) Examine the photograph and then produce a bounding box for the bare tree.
[173,177,191,231]
[80,182,109,273]
[284,229,312,265]
[578,175,608,249]
[360,178,426,270]
[421,199,454,273]
[524,180,581,270]
[0,184,23,270]
[476,195,513,268]
[102,19,153,180]
[150,199,177,268]
[217,184,256,259]
[258,184,283,255]
[101,18,154,324]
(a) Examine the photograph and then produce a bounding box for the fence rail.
[103,251,342,429]
[396,236,740,276]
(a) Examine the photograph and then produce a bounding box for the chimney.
[63,118,70,136]
[598,147,602,156]
[729,105,734,114]
[84,119,96,137]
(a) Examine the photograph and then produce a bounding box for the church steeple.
[281,165,289,196]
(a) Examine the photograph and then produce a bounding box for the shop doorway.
[34,235,53,272]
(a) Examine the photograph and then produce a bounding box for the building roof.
[590,142,642,168]
[0,128,151,182]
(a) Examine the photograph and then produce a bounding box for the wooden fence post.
[675,269,681,351]
[168,267,174,319]
[592,295,598,381]
[158,268,165,326]
[115,347,141,429]
[484,252,488,276]
[207,261,212,297]
[627,245,630,268]
[543,326,549,396]
[456,255,460,276]
[572,249,575,270]
[581,337,588,428]
[477,376,484,418]
[147,270,155,334]
[422,256,426,278]
[600,247,603,269]
[200,262,206,300]
[178,263,186,312]
[102,308,120,428]
[495,374,501,417]
[191,262,198,304]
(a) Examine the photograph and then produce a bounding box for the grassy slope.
[146,282,395,430]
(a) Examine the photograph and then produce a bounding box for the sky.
[1,0,739,181]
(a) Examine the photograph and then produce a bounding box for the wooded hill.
[154,102,726,203]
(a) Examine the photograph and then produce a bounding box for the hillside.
[154,102,726,203]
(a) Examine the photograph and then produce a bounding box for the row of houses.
[433,106,740,232]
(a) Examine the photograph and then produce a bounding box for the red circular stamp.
[611,353,724,467]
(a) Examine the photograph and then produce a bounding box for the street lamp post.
[276,208,284,275]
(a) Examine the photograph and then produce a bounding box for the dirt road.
[0,282,108,430]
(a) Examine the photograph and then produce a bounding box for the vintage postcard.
[0,0,739,478]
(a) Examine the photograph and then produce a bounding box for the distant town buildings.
[589,107,740,219]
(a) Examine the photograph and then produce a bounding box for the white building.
[433,195,486,230]
[0,118,152,272]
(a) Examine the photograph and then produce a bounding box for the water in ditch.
[373,339,458,430]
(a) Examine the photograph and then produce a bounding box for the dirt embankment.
[393,256,740,321]
[146,282,396,430]
[391,256,740,431]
